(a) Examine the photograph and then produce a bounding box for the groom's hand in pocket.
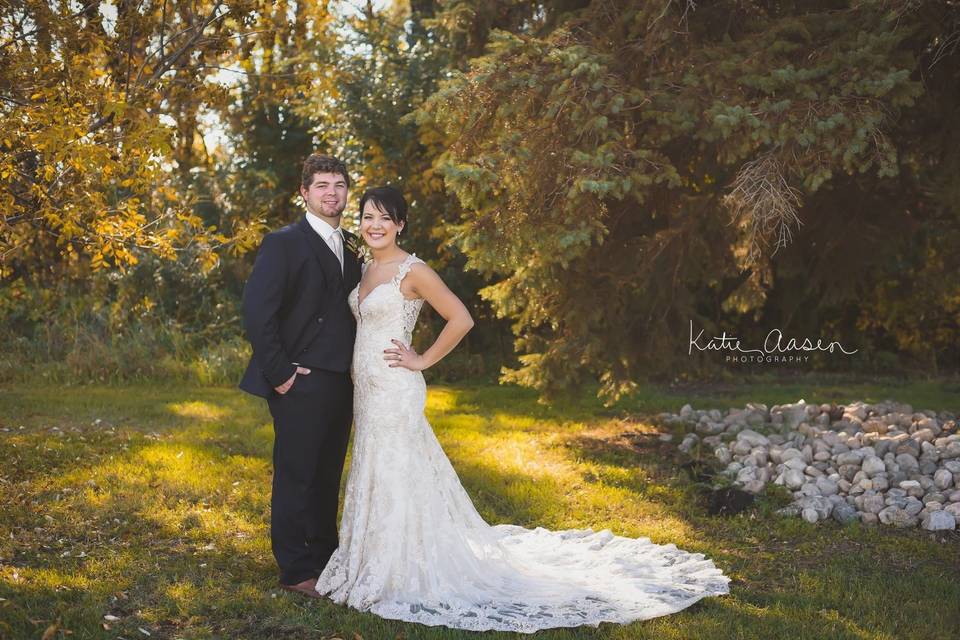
[275,366,311,394]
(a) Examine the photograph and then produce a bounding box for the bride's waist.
[354,332,413,353]
[351,363,425,393]
[352,344,420,377]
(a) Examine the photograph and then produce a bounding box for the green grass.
[0,378,958,639]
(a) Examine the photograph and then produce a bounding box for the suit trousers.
[266,368,353,585]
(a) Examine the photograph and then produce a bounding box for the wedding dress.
[315,254,730,633]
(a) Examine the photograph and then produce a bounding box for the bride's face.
[360,201,404,250]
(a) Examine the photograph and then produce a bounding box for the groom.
[239,153,362,597]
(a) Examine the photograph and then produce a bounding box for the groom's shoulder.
[274,219,302,237]
[260,219,304,246]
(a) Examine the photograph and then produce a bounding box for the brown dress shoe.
[279,577,321,598]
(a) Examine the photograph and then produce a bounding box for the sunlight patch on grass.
[445,430,573,482]
[165,579,203,616]
[149,501,265,549]
[424,386,471,413]
[11,565,93,592]
[136,443,239,491]
[167,400,231,421]
[431,410,707,546]
[488,411,582,433]
[431,412,488,435]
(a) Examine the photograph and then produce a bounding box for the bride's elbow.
[462,313,475,333]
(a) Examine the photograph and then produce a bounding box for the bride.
[314,186,731,632]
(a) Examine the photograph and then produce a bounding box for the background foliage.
[2,0,958,398]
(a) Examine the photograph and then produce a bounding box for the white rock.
[861,456,886,475]
[780,448,804,462]
[934,468,953,490]
[679,433,699,453]
[836,452,863,466]
[941,442,960,458]
[895,452,919,472]
[800,482,821,497]
[942,460,960,473]
[832,502,859,524]
[862,494,885,513]
[732,440,753,456]
[737,429,770,447]
[783,457,808,471]
[921,510,956,531]
[775,400,809,431]
[878,506,917,527]
[816,476,839,496]
[904,497,924,516]
[736,467,757,483]
[784,469,805,489]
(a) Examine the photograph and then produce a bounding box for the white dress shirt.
[305,211,343,272]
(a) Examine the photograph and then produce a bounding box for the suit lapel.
[342,231,362,292]
[297,216,343,283]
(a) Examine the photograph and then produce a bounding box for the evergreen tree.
[417,0,960,398]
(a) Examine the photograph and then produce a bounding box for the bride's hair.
[359,186,408,232]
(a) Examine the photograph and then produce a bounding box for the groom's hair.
[359,186,408,229]
[301,154,351,189]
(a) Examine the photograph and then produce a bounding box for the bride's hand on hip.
[384,339,425,371]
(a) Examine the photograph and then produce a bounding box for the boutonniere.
[343,233,367,263]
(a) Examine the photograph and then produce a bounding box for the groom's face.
[301,172,348,221]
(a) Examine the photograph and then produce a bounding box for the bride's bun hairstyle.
[358,185,408,235]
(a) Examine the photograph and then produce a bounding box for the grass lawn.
[1,378,958,639]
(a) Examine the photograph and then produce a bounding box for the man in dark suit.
[239,154,362,597]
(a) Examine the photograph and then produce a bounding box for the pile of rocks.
[656,400,960,530]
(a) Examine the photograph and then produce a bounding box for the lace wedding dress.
[315,254,730,633]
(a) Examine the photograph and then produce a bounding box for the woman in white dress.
[314,186,731,633]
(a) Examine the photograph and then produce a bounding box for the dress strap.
[392,253,423,286]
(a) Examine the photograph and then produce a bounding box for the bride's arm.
[384,263,474,371]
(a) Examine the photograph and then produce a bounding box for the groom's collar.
[304,211,342,241]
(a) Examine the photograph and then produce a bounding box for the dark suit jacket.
[238,216,362,398]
